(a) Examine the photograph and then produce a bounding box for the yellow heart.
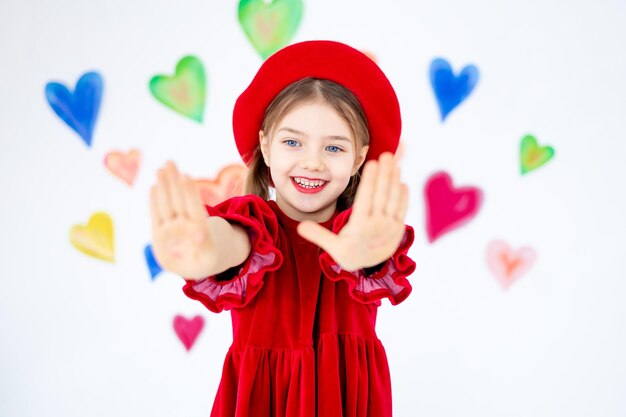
[69,212,115,262]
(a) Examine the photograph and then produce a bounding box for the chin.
[293,201,329,214]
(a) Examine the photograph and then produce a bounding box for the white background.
[1,0,625,416]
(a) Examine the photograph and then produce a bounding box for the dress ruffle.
[318,209,416,306]
[182,195,283,313]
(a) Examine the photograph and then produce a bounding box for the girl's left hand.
[297,152,409,271]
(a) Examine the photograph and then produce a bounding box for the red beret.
[232,40,401,166]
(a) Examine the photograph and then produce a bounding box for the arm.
[150,161,251,280]
[192,216,251,279]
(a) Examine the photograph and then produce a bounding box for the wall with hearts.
[1,0,625,416]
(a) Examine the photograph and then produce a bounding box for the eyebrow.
[276,127,352,142]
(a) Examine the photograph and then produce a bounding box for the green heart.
[520,134,555,174]
[238,0,303,60]
[149,56,206,123]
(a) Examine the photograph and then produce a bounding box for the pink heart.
[104,149,141,186]
[486,240,536,290]
[173,315,205,351]
[424,171,483,242]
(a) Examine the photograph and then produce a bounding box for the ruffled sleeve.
[318,208,416,306]
[181,195,283,313]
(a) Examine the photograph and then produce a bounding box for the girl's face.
[260,101,369,223]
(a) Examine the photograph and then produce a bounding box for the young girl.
[150,40,416,417]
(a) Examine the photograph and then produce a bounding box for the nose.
[299,149,325,171]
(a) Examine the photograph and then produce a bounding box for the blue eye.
[326,145,343,153]
[284,139,299,147]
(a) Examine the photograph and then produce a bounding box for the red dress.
[182,195,416,417]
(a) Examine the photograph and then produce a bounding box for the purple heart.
[45,71,103,147]
[429,58,479,121]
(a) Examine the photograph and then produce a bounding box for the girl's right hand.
[150,161,218,278]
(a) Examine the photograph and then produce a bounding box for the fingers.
[397,183,409,221]
[353,152,407,221]
[150,184,162,229]
[155,166,174,221]
[297,221,340,255]
[182,174,207,221]
[151,161,196,227]
[372,152,395,214]
[164,161,189,219]
[384,166,402,218]
[351,159,377,219]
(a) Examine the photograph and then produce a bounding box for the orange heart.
[194,164,248,206]
[394,141,405,162]
[486,240,536,290]
[362,50,377,63]
[104,149,141,186]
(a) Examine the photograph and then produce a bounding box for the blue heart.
[45,71,103,147]
[429,58,479,121]
[144,244,163,280]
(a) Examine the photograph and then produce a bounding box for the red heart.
[424,171,483,242]
[173,315,204,351]
[194,164,247,206]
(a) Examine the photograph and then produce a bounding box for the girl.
[150,40,416,417]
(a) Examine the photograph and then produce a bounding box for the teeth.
[294,177,326,188]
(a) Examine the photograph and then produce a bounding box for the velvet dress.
[182,194,416,417]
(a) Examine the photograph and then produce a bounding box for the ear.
[351,145,369,175]
[259,130,270,165]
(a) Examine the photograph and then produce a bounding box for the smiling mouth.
[291,177,328,193]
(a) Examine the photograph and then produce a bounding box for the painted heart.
[520,134,555,174]
[424,171,483,242]
[173,315,205,351]
[362,50,377,63]
[194,164,248,206]
[45,71,103,146]
[104,148,141,186]
[144,244,163,280]
[429,58,479,121]
[69,212,115,262]
[238,0,303,59]
[486,240,536,290]
[393,141,405,162]
[149,56,206,122]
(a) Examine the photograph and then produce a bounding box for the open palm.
[297,152,409,271]
[150,161,218,278]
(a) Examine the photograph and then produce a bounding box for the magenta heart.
[424,171,483,242]
[173,315,205,351]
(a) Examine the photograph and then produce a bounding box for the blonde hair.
[243,78,370,212]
